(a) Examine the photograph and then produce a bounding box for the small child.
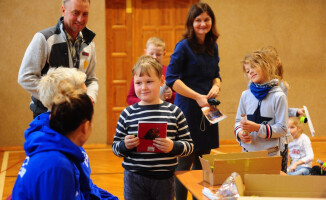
[261,46,305,172]
[287,117,314,175]
[126,37,175,105]
[234,50,288,156]
[113,55,193,200]
[261,46,305,116]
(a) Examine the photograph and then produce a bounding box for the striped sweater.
[112,101,193,179]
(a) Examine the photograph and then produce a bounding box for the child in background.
[113,55,193,200]
[287,117,314,175]
[126,37,175,105]
[234,50,288,156]
[261,46,305,172]
[261,46,305,116]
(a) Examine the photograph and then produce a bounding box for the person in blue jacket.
[165,3,221,200]
[12,80,118,200]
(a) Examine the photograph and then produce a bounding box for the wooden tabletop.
[174,170,220,200]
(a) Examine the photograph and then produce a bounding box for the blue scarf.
[250,79,278,100]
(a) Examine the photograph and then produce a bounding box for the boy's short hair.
[132,55,162,78]
[146,37,165,50]
[38,67,86,110]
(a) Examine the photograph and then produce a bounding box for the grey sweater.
[18,17,98,102]
[234,86,288,154]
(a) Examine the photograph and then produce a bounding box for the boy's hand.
[160,86,172,100]
[238,130,252,143]
[297,108,305,116]
[240,120,260,133]
[125,135,140,149]
[153,138,174,153]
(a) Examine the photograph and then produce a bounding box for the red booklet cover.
[137,121,167,153]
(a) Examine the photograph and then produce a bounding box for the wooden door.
[106,0,198,144]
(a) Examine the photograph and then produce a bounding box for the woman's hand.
[195,94,209,107]
[207,85,220,99]
[124,135,140,149]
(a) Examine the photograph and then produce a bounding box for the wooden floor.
[1,138,326,200]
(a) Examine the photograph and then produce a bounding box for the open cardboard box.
[236,174,326,199]
[199,151,281,185]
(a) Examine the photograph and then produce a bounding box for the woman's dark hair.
[50,81,93,135]
[184,3,219,55]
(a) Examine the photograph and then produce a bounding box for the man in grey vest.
[18,0,98,118]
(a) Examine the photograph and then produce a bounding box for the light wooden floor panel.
[1,139,326,200]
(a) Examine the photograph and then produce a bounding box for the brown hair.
[132,55,162,78]
[183,2,219,56]
[50,80,93,135]
[261,46,284,80]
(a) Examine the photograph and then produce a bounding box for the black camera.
[208,99,220,106]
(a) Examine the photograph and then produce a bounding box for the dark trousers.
[30,96,48,118]
[175,149,211,200]
[280,144,288,173]
[124,170,175,200]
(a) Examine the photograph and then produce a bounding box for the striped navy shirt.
[112,101,193,179]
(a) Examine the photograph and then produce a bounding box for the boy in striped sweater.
[112,55,193,200]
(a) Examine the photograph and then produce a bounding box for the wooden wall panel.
[106,0,132,143]
[112,56,128,80]
[106,0,197,143]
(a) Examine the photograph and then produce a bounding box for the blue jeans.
[287,166,311,175]
[124,170,175,200]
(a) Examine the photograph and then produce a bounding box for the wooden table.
[174,170,220,200]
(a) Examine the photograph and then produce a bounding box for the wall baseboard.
[1,137,326,151]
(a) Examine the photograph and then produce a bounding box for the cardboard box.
[199,151,281,185]
[243,174,326,198]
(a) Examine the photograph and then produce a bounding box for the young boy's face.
[134,68,164,105]
[145,44,165,65]
[244,63,269,84]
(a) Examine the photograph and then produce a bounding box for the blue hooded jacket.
[12,112,118,200]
